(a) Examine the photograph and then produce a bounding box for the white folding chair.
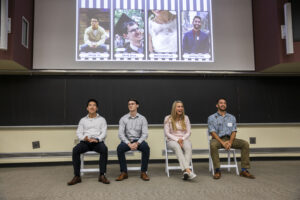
[164,136,194,177]
[127,150,141,171]
[207,131,239,176]
[80,150,140,176]
[80,151,99,176]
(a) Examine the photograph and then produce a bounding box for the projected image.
[181,11,212,61]
[114,10,145,60]
[77,8,110,60]
[148,10,178,61]
[75,0,213,63]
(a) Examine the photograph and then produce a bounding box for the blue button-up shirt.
[208,112,237,137]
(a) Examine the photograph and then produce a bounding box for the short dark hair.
[90,18,98,22]
[128,98,139,105]
[216,98,227,104]
[87,99,99,107]
[193,16,201,22]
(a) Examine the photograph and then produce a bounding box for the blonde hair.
[169,100,186,131]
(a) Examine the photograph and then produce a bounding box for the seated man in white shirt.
[67,99,110,185]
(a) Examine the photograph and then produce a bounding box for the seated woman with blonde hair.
[164,100,196,180]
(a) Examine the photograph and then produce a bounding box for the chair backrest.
[164,133,173,153]
[164,134,168,150]
[206,130,211,148]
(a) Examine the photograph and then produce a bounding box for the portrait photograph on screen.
[114,9,145,60]
[180,0,213,62]
[181,11,212,61]
[76,0,111,61]
[148,10,179,61]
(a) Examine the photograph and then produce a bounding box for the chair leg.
[165,149,170,177]
[227,151,231,172]
[233,150,239,175]
[80,154,84,176]
[207,132,215,176]
[209,157,212,172]
[166,157,170,177]
[190,160,194,174]
[209,156,214,175]
[208,149,214,175]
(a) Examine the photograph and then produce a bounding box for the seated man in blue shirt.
[208,98,255,179]
[115,98,150,181]
[67,99,110,185]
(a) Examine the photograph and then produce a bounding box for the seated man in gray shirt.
[115,98,150,181]
[208,98,255,180]
[67,99,110,185]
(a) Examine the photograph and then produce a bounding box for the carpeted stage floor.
[0,161,299,200]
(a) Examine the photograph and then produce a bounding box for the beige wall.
[0,125,300,163]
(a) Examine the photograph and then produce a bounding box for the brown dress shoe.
[67,176,81,185]
[213,171,221,179]
[240,170,255,179]
[115,172,128,181]
[98,175,110,184]
[140,172,150,181]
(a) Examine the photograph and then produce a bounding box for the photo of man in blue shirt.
[182,16,210,54]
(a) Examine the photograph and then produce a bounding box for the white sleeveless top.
[149,18,178,53]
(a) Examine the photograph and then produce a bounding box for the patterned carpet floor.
[0,160,299,200]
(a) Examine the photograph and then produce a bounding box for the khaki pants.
[210,136,250,169]
[167,139,192,171]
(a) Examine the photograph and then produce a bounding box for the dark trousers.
[117,141,150,172]
[72,141,108,177]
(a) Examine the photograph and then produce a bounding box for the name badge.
[227,123,233,127]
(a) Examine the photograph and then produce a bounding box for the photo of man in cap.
[114,12,144,54]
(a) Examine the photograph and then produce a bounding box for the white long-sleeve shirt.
[76,114,107,142]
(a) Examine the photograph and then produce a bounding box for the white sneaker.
[183,172,189,180]
[188,172,197,180]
